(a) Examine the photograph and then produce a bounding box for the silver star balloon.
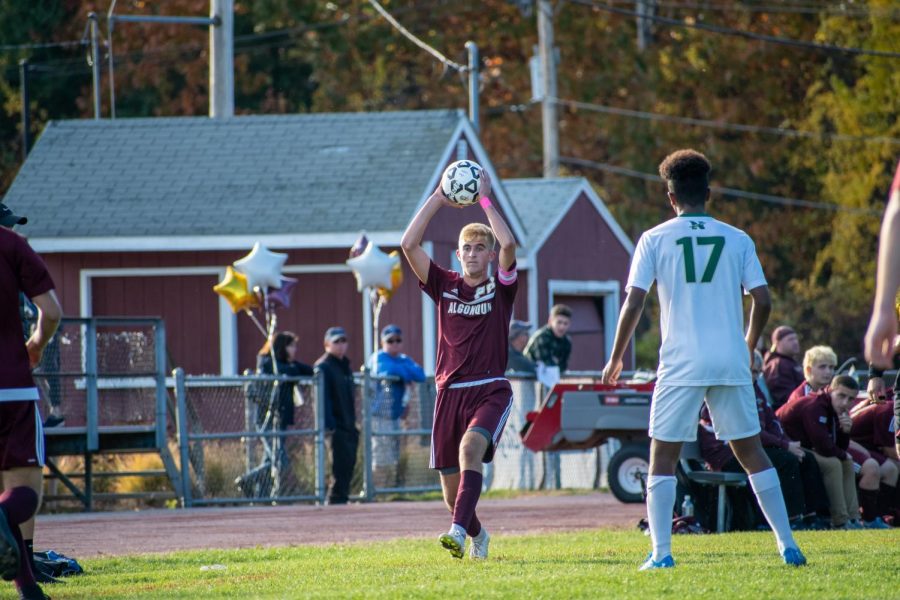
[346,241,399,291]
[234,242,288,291]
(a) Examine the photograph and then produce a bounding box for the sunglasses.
[385,338,402,344]
[332,338,348,343]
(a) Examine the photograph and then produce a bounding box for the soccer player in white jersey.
[601,149,806,569]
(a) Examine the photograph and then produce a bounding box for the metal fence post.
[154,320,167,449]
[85,319,99,453]
[315,369,327,504]
[173,368,192,507]
[361,369,374,501]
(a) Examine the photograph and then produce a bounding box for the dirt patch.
[36,493,644,557]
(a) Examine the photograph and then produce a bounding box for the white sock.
[647,475,676,561]
[471,527,487,541]
[748,468,796,554]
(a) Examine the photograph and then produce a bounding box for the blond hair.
[803,345,837,371]
[459,223,495,250]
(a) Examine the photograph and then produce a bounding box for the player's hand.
[480,169,492,200]
[25,337,44,369]
[788,441,804,460]
[867,376,886,404]
[601,359,622,385]
[429,183,462,209]
[865,308,898,369]
[838,412,852,434]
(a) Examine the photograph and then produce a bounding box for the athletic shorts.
[649,384,760,443]
[430,378,513,472]
[0,400,45,470]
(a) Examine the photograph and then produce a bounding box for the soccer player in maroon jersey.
[401,169,517,559]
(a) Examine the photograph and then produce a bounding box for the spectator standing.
[366,324,425,484]
[763,325,804,410]
[524,304,572,384]
[315,327,359,505]
[506,320,535,375]
[602,149,804,569]
[257,331,314,429]
[1,212,61,600]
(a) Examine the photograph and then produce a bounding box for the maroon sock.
[858,488,879,522]
[879,484,896,517]
[0,487,38,589]
[452,470,483,534]
[468,512,482,538]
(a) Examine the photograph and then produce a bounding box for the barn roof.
[6,110,477,249]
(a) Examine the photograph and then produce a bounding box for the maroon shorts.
[430,378,513,472]
[0,401,45,470]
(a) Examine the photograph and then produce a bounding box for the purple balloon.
[349,232,369,258]
[267,276,298,309]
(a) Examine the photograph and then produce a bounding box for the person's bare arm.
[401,186,457,284]
[747,285,772,364]
[601,287,647,384]
[865,187,900,368]
[478,172,517,271]
[26,289,62,367]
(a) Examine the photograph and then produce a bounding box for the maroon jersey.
[850,401,895,452]
[776,390,849,460]
[420,260,517,389]
[1,228,54,399]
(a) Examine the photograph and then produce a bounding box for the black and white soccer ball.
[440,160,483,206]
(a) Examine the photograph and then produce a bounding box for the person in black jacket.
[257,331,314,429]
[315,326,359,505]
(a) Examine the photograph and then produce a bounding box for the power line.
[554,98,900,145]
[608,0,899,18]
[560,156,882,216]
[566,0,900,59]
[0,39,87,53]
[366,0,468,72]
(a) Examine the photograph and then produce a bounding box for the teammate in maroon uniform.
[1,221,61,600]
[401,170,517,560]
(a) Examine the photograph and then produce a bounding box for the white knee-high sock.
[647,475,676,561]
[748,468,796,553]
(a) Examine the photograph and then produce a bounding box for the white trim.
[30,231,405,254]
[363,290,373,362]
[548,279,621,366]
[421,241,436,376]
[447,376,507,389]
[528,250,539,333]
[283,264,352,274]
[0,388,40,401]
[530,181,635,257]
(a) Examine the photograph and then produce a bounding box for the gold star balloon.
[377,251,404,302]
[213,266,258,313]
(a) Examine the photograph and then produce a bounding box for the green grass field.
[22,529,900,599]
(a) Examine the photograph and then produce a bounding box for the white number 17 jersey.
[627,214,767,386]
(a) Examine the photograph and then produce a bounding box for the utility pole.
[636,0,655,52]
[88,12,102,119]
[210,0,234,118]
[537,0,558,177]
[19,60,31,160]
[465,41,479,134]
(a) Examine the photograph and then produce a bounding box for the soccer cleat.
[469,529,490,560]
[17,583,50,600]
[0,507,21,581]
[439,528,466,559]
[862,517,890,530]
[639,553,675,571]
[781,547,807,567]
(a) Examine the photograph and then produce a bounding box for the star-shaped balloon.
[346,241,399,292]
[377,251,404,302]
[234,242,288,291]
[349,232,369,259]
[268,276,298,309]
[213,266,258,313]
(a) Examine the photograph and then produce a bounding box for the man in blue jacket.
[367,324,425,485]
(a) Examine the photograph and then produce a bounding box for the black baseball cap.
[324,326,348,342]
[0,203,27,228]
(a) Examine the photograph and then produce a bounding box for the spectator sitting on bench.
[697,351,830,530]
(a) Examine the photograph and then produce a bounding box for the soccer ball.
[440,160,483,206]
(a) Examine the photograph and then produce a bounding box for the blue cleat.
[782,547,807,567]
[639,553,675,571]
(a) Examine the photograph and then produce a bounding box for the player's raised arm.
[478,171,516,271]
[401,185,455,284]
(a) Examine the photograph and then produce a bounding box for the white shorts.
[649,384,760,442]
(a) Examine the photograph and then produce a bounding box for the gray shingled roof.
[503,178,585,249]
[5,110,466,239]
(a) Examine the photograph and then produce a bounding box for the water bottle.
[681,495,694,518]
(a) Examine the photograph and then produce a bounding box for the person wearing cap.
[763,325,804,410]
[506,320,535,375]
[366,325,425,484]
[314,326,358,505]
[1,203,61,600]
